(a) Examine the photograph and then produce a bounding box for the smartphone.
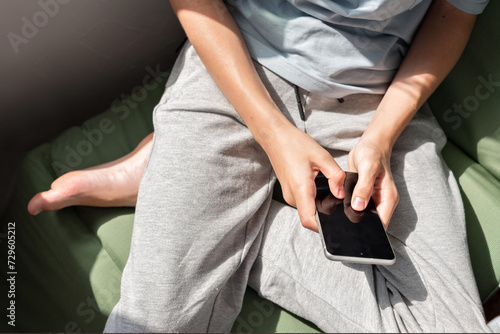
[315,172,396,265]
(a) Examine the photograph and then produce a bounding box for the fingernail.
[32,208,42,216]
[353,197,365,211]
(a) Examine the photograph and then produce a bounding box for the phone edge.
[315,211,396,266]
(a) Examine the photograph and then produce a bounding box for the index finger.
[295,179,319,232]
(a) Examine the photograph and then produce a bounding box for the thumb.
[351,167,377,211]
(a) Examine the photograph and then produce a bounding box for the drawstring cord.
[294,85,306,121]
[294,85,345,121]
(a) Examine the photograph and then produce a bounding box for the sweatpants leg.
[249,92,491,332]
[104,43,304,333]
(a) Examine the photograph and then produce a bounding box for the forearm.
[363,0,477,152]
[169,0,291,147]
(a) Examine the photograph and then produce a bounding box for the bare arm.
[169,0,284,143]
[349,0,477,226]
[366,0,476,150]
[169,0,346,231]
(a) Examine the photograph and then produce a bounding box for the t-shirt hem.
[446,0,489,14]
[242,32,384,99]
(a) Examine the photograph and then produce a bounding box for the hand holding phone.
[315,172,396,265]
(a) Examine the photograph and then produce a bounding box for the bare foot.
[27,133,154,215]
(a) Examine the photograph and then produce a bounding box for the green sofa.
[1,3,499,332]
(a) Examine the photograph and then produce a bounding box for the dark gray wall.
[0,0,186,217]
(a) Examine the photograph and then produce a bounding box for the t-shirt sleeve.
[446,0,489,14]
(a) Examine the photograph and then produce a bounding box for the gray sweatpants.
[104,42,490,333]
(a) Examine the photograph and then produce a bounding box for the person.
[28,0,492,332]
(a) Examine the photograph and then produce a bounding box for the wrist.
[359,127,395,157]
[361,104,413,155]
[247,108,294,150]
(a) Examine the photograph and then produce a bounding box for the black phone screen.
[315,172,395,262]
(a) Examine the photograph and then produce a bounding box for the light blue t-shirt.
[226,0,489,98]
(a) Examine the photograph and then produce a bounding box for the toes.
[27,175,82,215]
[27,189,67,215]
[27,192,45,215]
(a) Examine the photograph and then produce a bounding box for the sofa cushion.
[427,1,500,302]
[441,142,500,301]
